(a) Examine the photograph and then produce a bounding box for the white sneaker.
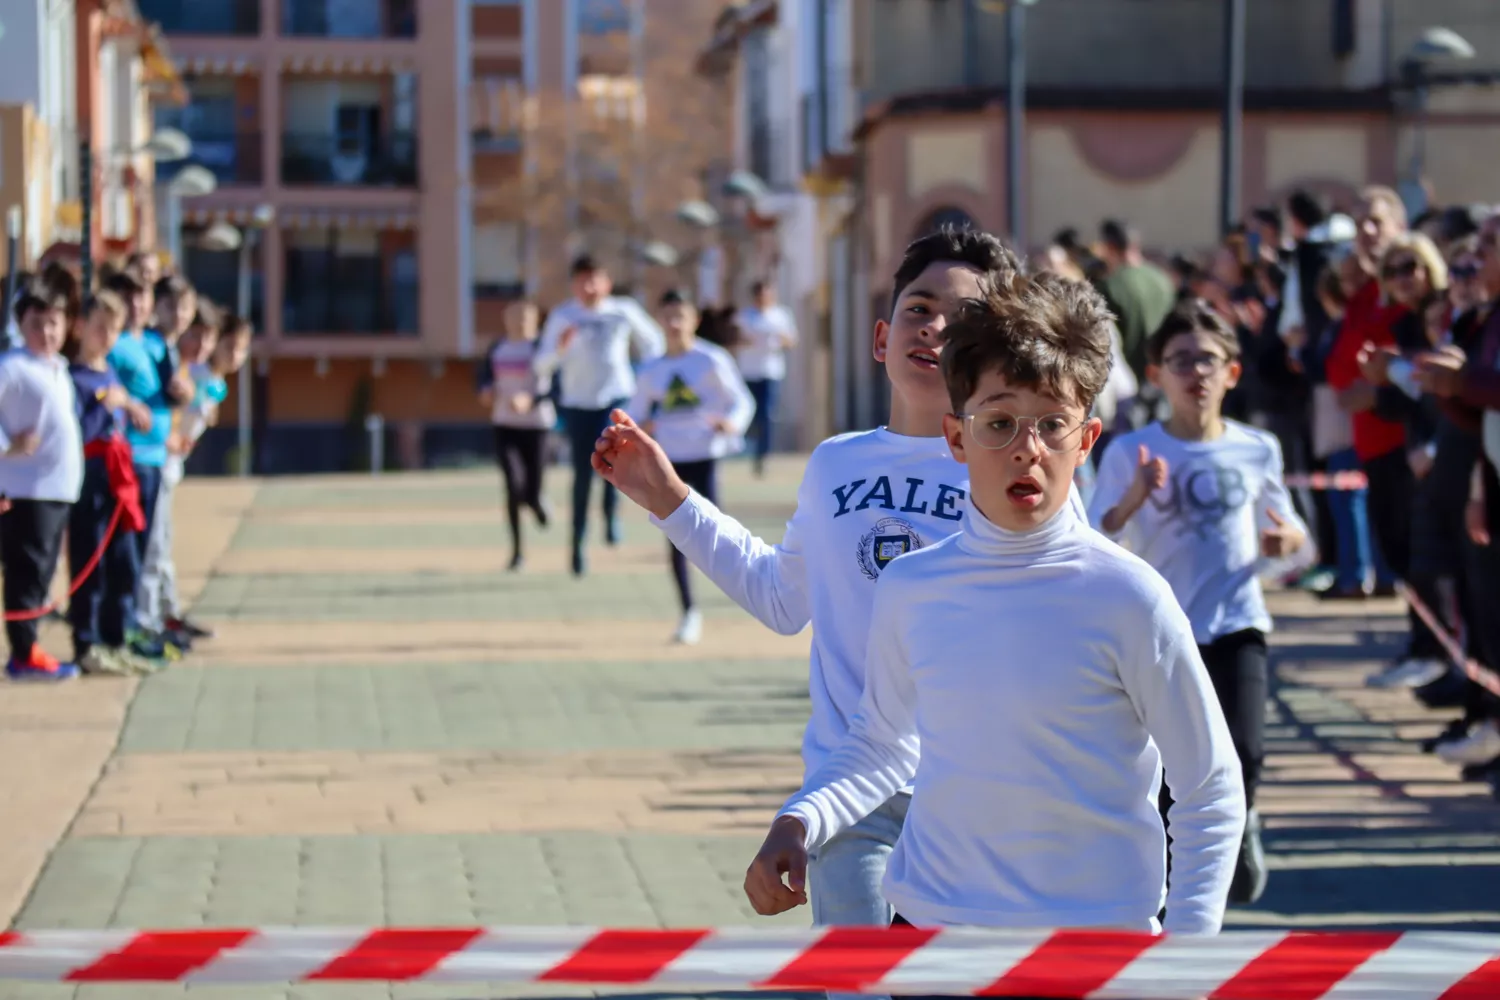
[673,609,703,646]
[1365,657,1449,689]
[1436,719,1500,766]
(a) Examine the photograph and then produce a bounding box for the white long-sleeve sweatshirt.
[654,428,1088,784]
[777,499,1244,935]
[1087,421,1314,644]
[627,341,756,463]
[534,297,666,409]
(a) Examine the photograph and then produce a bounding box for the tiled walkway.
[1,457,1497,998]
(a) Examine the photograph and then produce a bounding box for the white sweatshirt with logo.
[1087,421,1314,644]
[778,500,1244,934]
[627,341,756,463]
[534,297,666,410]
[654,428,1086,783]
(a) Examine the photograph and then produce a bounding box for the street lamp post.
[1219,0,1246,238]
[1005,1,1031,250]
[1401,27,1476,216]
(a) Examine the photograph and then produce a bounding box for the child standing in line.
[478,301,554,571]
[743,271,1243,947]
[592,231,1076,975]
[1089,300,1312,907]
[0,280,85,680]
[627,289,755,645]
[133,277,198,655]
[68,292,154,676]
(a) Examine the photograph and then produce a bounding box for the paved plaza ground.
[1,455,1498,998]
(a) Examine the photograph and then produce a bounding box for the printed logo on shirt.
[662,374,701,413]
[856,517,924,580]
[1149,460,1251,538]
[830,475,966,521]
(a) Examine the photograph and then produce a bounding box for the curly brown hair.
[939,271,1115,414]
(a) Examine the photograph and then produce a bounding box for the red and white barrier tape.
[0,926,1499,995]
[1283,470,1370,491]
[1398,582,1500,698]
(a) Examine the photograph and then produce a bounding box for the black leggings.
[1162,628,1267,824]
[1364,447,1441,659]
[560,403,625,547]
[493,425,547,554]
[668,459,717,612]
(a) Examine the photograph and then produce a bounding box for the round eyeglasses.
[963,410,1086,452]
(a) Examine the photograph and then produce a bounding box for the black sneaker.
[507,551,524,572]
[162,626,195,653]
[166,616,215,640]
[1424,718,1473,754]
[571,547,586,577]
[1228,808,1268,905]
[1414,671,1471,710]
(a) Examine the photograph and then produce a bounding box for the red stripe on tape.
[977,930,1159,997]
[307,928,483,981]
[761,925,939,992]
[1209,931,1400,1000]
[0,933,17,949]
[65,930,256,982]
[538,929,709,983]
[1441,957,1500,1000]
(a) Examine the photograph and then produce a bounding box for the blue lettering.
[933,484,966,521]
[899,477,929,514]
[856,476,896,511]
[831,480,867,518]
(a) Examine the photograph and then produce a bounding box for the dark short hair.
[13,277,70,325]
[154,274,196,305]
[1250,206,1281,231]
[658,287,692,308]
[219,313,253,340]
[750,280,769,297]
[1146,300,1242,367]
[193,297,222,331]
[1099,218,1136,252]
[940,271,1114,413]
[570,254,602,276]
[104,271,146,299]
[1286,189,1327,231]
[889,228,1019,316]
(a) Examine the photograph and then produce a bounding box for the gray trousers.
[136,456,181,631]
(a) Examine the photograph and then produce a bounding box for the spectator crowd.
[1048,187,1500,789]
[0,252,249,681]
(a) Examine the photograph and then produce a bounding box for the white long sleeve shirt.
[0,348,82,503]
[627,341,756,463]
[778,500,1244,935]
[1087,421,1314,644]
[654,428,1088,783]
[734,304,798,381]
[534,297,666,409]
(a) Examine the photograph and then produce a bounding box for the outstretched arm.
[593,410,811,634]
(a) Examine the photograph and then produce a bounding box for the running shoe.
[673,609,703,646]
[1228,808,1268,905]
[78,647,134,677]
[112,646,164,675]
[129,630,183,662]
[166,616,215,640]
[6,647,79,682]
[1437,719,1500,767]
[1365,657,1448,689]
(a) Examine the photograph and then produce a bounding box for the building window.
[579,0,631,35]
[284,227,418,335]
[473,221,525,299]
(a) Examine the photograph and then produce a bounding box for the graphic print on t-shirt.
[828,472,966,581]
[857,517,925,580]
[662,373,700,413]
[1148,457,1251,540]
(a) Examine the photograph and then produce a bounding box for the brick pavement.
[0,457,1498,999]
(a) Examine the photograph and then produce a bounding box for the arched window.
[913,206,978,239]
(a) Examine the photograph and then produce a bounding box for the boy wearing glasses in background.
[744,273,1242,945]
[1089,301,1311,909]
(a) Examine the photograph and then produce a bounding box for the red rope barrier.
[2,503,125,623]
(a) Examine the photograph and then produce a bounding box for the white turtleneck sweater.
[777,499,1244,935]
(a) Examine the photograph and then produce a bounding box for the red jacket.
[1325,278,1407,461]
[82,435,146,534]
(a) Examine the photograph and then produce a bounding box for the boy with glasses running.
[1089,301,1312,908]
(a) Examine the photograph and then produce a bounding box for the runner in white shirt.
[628,290,755,644]
[747,272,1242,944]
[735,282,798,477]
[534,255,665,576]
[1090,300,1312,908]
[592,233,1092,997]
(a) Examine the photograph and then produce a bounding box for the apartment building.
[0,0,182,281]
[706,0,1500,434]
[149,0,730,474]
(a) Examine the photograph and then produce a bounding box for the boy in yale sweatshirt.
[1089,300,1311,907]
[595,230,1070,949]
[744,272,1244,942]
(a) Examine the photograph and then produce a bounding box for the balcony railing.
[471,128,522,154]
[474,280,526,300]
[157,133,264,187]
[138,0,259,35]
[281,132,417,187]
[281,0,417,39]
